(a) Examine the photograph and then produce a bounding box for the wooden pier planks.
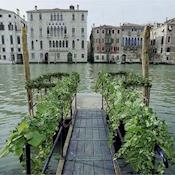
[62,109,116,175]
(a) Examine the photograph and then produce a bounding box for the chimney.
[70,5,75,10]
[35,5,37,11]
[16,9,20,16]
[77,4,79,10]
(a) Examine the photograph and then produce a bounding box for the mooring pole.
[141,26,151,106]
[22,26,33,174]
[22,27,34,115]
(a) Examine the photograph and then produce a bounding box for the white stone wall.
[0,9,25,64]
[151,21,175,64]
[27,6,88,63]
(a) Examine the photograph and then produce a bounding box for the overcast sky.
[1,0,175,36]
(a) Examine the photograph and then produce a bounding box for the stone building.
[0,9,26,64]
[121,23,144,63]
[90,25,121,63]
[27,5,88,63]
[150,18,175,64]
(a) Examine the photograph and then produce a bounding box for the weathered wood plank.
[62,109,116,175]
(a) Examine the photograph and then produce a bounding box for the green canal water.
[0,64,175,174]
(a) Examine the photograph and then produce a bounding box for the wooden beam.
[141,26,151,106]
[22,27,34,116]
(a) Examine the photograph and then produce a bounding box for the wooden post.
[141,26,151,106]
[22,27,34,116]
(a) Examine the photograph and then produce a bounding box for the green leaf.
[17,121,29,134]
[28,131,45,147]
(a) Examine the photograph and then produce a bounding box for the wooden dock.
[62,109,115,175]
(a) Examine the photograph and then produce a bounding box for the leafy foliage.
[0,72,79,174]
[96,72,175,175]
[25,72,69,89]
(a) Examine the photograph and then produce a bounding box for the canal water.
[0,64,174,174]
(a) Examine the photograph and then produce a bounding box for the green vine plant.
[96,72,175,175]
[0,72,80,174]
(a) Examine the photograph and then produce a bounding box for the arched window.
[53,41,55,48]
[56,40,58,48]
[50,26,53,36]
[59,40,62,47]
[54,13,56,21]
[128,38,130,46]
[8,23,13,30]
[122,37,125,46]
[72,40,75,49]
[134,38,137,46]
[49,40,52,48]
[54,26,57,36]
[0,22,5,30]
[50,14,53,21]
[131,38,134,45]
[57,26,60,36]
[47,27,50,34]
[60,14,63,21]
[138,38,140,46]
[61,26,63,35]
[125,38,128,46]
[66,40,68,48]
[64,26,67,34]
[62,40,65,47]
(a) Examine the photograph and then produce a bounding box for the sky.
[1,0,175,37]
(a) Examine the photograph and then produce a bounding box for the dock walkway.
[62,109,116,175]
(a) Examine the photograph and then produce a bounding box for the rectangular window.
[31,53,35,59]
[1,35,5,44]
[39,28,42,37]
[39,13,42,20]
[30,13,33,21]
[31,28,34,37]
[2,48,5,52]
[168,36,171,43]
[10,35,13,44]
[18,48,21,52]
[11,48,14,52]
[0,22,4,30]
[57,53,60,59]
[81,14,84,21]
[72,28,75,36]
[81,40,84,49]
[40,41,43,50]
[81,28,84,35]
[72,14,75,21]
[161,36,164,45]
[31,41,34,50]
[49,40,51,48]
[3,55,6,60]
[81,54,84,58]
[17,36,20,44]
[40,53,43,59]
[96,55,99,60]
